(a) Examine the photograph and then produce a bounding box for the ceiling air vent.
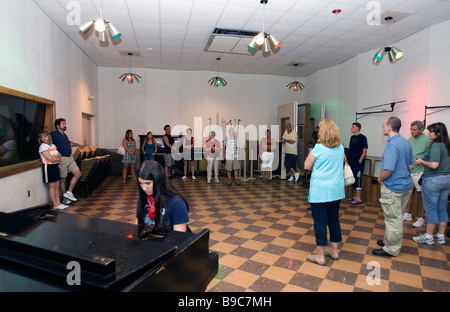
[205,28,259,55]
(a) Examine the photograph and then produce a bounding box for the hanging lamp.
[119,53,142,84]
[247,0,281,54]
[286,64,305,91]
[208,58,227,87]
[372,16,403,64]
[79,0,121,42]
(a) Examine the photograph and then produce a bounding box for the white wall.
[98,67,305,148]
[0,0,98,212]
[303,20,450,157]
[1,0,449,212]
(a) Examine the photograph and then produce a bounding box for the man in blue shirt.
[50,118,83,204]
[374,117,414,257]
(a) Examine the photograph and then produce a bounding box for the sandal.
[351,199,363,204]
[324,251,340,260]
[347,197,355,202]
[306,254,326,266]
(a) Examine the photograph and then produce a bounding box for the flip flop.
[324,251,340,260]
[306,254,326,266]
[351,199,363,204]
[347,197,356,202]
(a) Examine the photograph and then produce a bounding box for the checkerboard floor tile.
[66,175,450,292]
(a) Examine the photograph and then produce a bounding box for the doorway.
[277,102,311,179]
[82,113,93,146]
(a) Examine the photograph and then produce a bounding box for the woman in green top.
[412,122,450,245]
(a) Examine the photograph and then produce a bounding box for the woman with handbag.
[122,129,137,183]
[304,119,345,265]
[412,122,450,245]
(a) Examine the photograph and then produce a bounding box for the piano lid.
[0,212,178,290]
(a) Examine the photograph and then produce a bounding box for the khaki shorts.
[226,159,240,171]
[163,153,174,167]
[59,156,80,178]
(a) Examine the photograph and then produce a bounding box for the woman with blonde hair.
[38,132,67,210]
[205,130,221,184]
[304,119,345,265]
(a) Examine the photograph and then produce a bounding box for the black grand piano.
[0,206,218,292]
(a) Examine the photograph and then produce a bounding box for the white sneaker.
[215,179,220,184]
[288,176,294,182]
[294,172,300,182]
[402,212,412,221]
[192,176,196,180]
[54,204,68,210]
[413,233,434,245]
[434,233,446,245]
[412,217,426,228]
[207,179,211,184]
[181,176,187,180]
[63,192,77,202]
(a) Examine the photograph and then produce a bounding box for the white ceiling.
[33,0,450,77]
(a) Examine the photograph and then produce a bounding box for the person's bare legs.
[67,169,81,193]
[328,242,339,258]
[49,182,60,206]
[131,163,136,180]
[122,163,129,183]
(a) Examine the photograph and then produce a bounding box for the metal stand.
[423,105,450,127]
[355,100,406,121]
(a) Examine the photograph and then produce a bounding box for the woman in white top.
[38,132,67,210]
[260,129,276,183]
[205,131,221,184]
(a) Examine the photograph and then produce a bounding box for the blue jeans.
[310,200,342,246]
[421,175,450,224]
[143,154,155,161]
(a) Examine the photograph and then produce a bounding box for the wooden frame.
[0,86,55,179]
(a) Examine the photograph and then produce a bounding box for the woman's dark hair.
[136,160,189,226]
[125,129,135,141]
[427,122,450,156]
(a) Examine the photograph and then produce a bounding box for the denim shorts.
[421,175,450,224]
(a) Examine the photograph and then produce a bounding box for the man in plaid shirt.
[223,127,241,186]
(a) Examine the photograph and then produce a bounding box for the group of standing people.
[38,118,83,209]
[134,125,278,186]
[304,117,449,265]
[39,117,449,262]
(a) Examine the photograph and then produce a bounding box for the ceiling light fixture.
[372,16,403,64]
[79,1,121,42]
[119,53,142,84]
[208,58,227,87]
[247,0,281,54]
[286,64,305,91]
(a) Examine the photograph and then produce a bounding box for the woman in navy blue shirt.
[136,160,190,232]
